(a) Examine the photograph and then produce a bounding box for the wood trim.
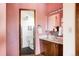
[75,3,77,56]
[75,3,79,56]
[19,9,36,56]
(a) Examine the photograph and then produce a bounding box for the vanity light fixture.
[49,8,63,15]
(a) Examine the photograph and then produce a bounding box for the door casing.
[19,9,36,56]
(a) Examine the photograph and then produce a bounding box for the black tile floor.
[21,47,34,55]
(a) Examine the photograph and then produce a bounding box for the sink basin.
[39,34,56,39]
[48,35,56,40]
[39,34,47,39]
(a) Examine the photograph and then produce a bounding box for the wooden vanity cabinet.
[40,39,63,56]
[40,40,51,55]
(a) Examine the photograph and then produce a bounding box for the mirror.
[47,9,63,37]
[19,9,35,56]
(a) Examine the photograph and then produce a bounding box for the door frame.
[75,3,79,56]
[19,9,36,56]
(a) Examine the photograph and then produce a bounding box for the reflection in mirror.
[47,9,63,37]
[19,9,35,56]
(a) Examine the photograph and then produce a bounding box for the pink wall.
[46,3,63,13]
[0,4,6,56]
[6,3,63,56]
[6,3,47,56]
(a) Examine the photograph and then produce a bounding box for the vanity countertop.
[39,35,63,45]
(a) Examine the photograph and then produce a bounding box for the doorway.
[19,9,36,56]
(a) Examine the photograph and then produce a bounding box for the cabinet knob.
[55,44,58,47]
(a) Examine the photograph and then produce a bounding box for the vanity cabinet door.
[51,43,59,56]
[51,43,63,56]
[43,40,51,56]
[58,44,63,56]
[54,43,59,56]
[40,40,51,56]
[40,39,45,54]
[50,42,55,56]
